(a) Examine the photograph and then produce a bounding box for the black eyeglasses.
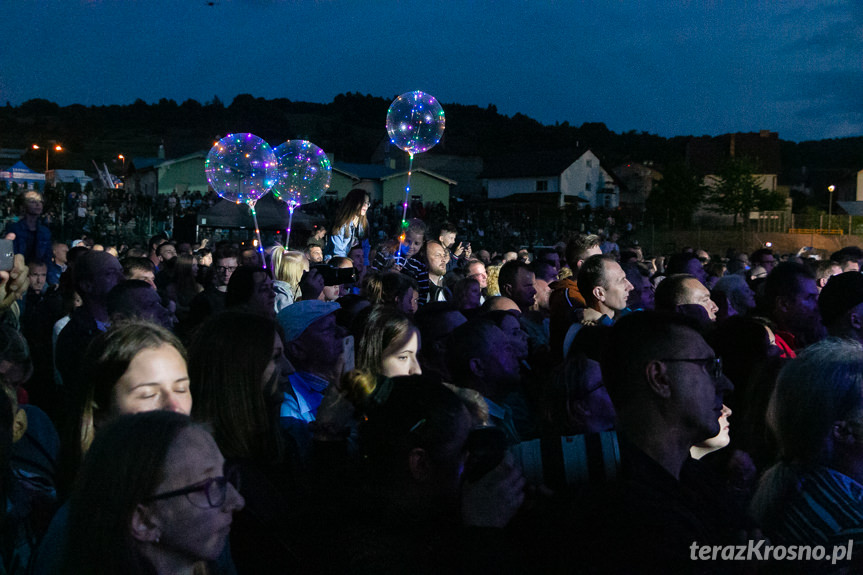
[145,468,240,509]
[216,265,238,273]
[658,357,723,379]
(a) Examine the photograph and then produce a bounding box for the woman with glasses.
[62,411,244,575]
[328,188,370,258]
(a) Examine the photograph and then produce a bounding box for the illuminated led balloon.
[386,91,445,155]
[205,133,277,203]
[271,140,332,208]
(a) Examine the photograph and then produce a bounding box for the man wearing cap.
[277,300,346,453]
[819,272,863,344]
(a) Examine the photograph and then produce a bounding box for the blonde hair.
[486,264,502,297]
[271,249,307,287]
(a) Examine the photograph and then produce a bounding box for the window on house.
[586,159,593,167]
[585,182,591,191]
[536,180,548,192]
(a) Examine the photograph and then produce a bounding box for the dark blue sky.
[2,0,860,142]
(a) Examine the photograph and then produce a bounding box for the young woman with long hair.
[356,306,422,378]
[328,189,369,258]
[188,311,300,573]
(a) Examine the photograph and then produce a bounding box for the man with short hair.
[306,244,324,264]
[187,247,238,329]
[446,318,523,444]
[26,261,47,296]
[403,240,450,306]
[530,260,557,284]
[535,248,561,275]
[830,246,863,272]
[107,279,174,329]
[578,254,633,321]
[621,261,654,311]
[147,234,167,270]
[466,259,488,304]
[19,259,62,411]
[814,260,843,292]
[240,247,260,267]
[425,240,451,303]
[56,251,125,399]
[46,241,68,286]
[750,247,777,275]
[498,261,536,313]
[549,234,601,331]
[654,273,719,322]
[763,261,823,354]
[818,272,863,344]
[562,254,633,357]
[4,190,52,264]
[481,296,521,314]
[156,242,177,266]
[665,252,709,285]
[347,244,366,291]
[123,257,157,290]
[577,312,740,572]
[414,302,467,381]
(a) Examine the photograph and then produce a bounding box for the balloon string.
[285,205,295,249]
[399,152,414,246]
[249,202,267,269]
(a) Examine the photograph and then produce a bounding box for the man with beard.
[420,240,451,304]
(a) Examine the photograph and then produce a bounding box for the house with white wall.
[481,149,621,209]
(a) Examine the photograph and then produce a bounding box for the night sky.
[1,0,860,142]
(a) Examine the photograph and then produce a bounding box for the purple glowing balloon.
[271,140,332,209]
[205,133,277,203]
[386,91,445,155]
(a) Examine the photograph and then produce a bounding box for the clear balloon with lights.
[386,91,445,155]
[271,140,332,247]
[205,133,277,267]
[385,91,445,243]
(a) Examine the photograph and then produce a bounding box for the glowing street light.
[118,154,125,169]
[32,142,63,173]
[828,185,835,230]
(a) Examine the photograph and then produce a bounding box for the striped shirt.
[763,465,863,548]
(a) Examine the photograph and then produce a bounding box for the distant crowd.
[0,186,861,573]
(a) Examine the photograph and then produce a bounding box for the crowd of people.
[0,185,861,573]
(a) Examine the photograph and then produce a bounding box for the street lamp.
[828,185,835,231]
[118,154,125,169]
[32,143,63,173]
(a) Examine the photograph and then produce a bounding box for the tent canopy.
[197,194,316,231]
